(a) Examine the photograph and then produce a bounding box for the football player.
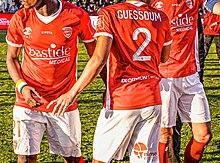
[48,0,172,162]
[152,0,213,162]
[6,0,105,162]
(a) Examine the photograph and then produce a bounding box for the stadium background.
[0,0,220,162]
[0,0,124,15]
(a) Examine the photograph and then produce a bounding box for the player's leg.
[45,109,82,163]
[128,105,161,163]
[18,155,38,163]
[92,108,144,162]
[63,156,83,163]
[92,159,105,163]
[183,122,212,163]
[13,106,46,163]
[204,35,214,58]
[198,28,206,84]
[159,128,172,163]
[168,113,182,163]
[159,78,180,163]
[178,73,212,163]
[214,36,220,63]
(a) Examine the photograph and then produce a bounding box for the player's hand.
[47,91,76,116]
[22,86,43,108]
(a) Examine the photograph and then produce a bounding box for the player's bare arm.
[47,36,112,116]
[161,45,171,63]
[85,40,107,85]
[6,45,42,108]
[72,36,111,94]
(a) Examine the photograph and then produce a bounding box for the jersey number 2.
[132,28,151,61]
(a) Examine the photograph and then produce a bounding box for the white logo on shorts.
[133,142,157,159]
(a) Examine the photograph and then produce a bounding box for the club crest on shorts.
[133,142,157,159]
[62,27,72,38]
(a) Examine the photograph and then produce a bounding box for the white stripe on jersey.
[164,40,173,46]
[83,38,96,43]
[106,56,111,110]
[94,32,113,39]
[6,37,23,47]
[127,1,146,7]
[195,27,201,72]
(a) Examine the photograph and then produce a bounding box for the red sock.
[158,142,169,163]
[79,156,85,163]
[184,137,207,163]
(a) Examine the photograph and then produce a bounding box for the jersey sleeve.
[6,14,23,47]
[94,8,113,39]
[78,9,96,43]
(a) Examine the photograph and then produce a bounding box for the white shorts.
[93,105,161,163]
[160,72,211,128]
[13,106,81,157]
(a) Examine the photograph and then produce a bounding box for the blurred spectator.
[203,10,220,64]
[0,0,6,13]
[6,0,12,10]
[14,0,22,8]
[89,5,97,16]
[8,0,18,13]
[116,0,125,3]
[65,0,119,16]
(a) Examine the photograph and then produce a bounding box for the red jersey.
[6,1,95,112]
[203,11,220,35]
[94,2,172,110]
[152,0,205,78]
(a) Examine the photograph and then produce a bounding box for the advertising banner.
[0,14,97,30]
[0,13,13,30]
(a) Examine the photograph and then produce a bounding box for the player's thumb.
[31,88,42,99]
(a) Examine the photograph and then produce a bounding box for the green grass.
[0,39,220,162]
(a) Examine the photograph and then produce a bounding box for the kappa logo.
[62,27,72,38]
[133,142,157,159]
[155,1,164,10]
[23,27,32,38]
